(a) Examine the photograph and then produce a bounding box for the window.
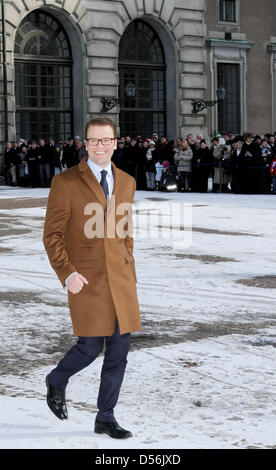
[119,20,166,137]
[217,63,241,134]
[14,10,73,142]
[219,0,236,23]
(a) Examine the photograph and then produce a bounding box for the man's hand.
[67,273,89,294]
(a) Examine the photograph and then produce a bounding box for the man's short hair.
[85,117,117,139]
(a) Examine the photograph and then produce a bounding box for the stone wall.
[205,0,276,135]
[0,0,207,170]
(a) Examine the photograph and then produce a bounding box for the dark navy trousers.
[48,321,130,422]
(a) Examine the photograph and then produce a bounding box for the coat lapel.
[110,161,122,202]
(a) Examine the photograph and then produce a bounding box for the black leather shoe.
[46,374,68,420]
[94,419,133,439]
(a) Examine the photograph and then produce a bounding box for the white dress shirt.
[65,158,114,288]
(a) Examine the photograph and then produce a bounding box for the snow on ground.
[0,186,275,449]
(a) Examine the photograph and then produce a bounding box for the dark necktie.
[100,169,109,200]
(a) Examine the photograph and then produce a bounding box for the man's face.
[86,125,117,168]
[40,139,45,146]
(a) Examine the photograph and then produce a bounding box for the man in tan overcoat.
[43,117,141,439]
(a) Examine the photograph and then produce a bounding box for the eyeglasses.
[87,137,116,146]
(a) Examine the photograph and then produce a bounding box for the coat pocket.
[69,246,94,267]
[70,259,95,268]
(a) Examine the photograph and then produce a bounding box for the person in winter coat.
[135,141,147,190]
[62,138,78,169]
[112,141,126,171]
[52,145,63,175]
[192,140,213,192]
[143,140,156,190]
[260,139,273,194]
[26,141,39,187]
[240,133,262,194]
[43,117,140,440]
[270,156,276,194]
[211,138,232,192]
[174,139,193,191]
[124,138,138,178]
[37,139,53,187]
[74,141,83,168]
[4,141,20,186]
[79,141,88,161]
[18,145,30,187]
[230,141,244,194]
[155,136,174,164]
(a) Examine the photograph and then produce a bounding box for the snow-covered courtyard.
[0,186,275,449]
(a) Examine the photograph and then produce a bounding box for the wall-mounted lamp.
[125,81,136,98]
[191,86,226,114]
[100,80,136,112]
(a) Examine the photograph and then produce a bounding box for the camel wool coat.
[43,157,141,336]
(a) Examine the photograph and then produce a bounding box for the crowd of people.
[3,131,276,194]
[3,136,86,188]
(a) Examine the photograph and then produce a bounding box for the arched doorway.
[14,10,73,142]
[119,19,166,138]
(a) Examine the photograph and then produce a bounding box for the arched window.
[119,20,166,137]
[14,10,73,142]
